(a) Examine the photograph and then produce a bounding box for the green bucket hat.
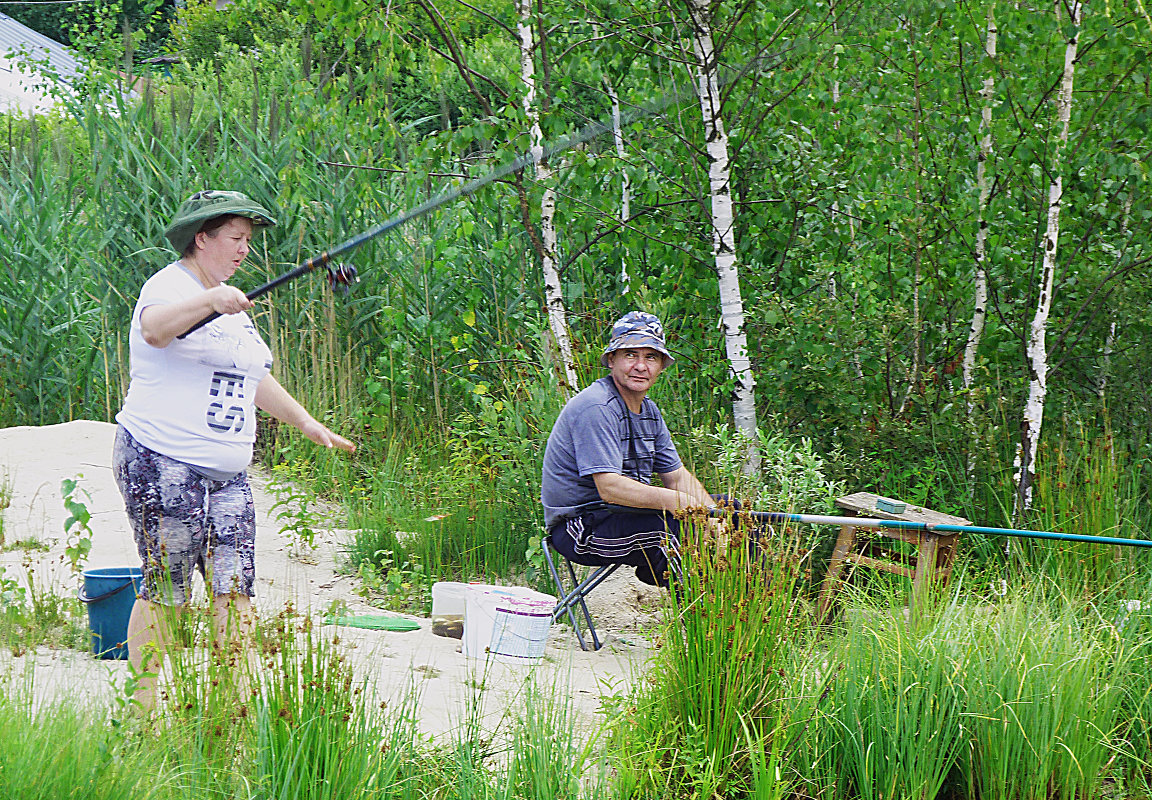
[164,190,277,253]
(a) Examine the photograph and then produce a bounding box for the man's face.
[607,346,666,397]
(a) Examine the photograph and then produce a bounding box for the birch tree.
[518,0,579,395]
[604,78,632,294]
[1017,0,1082,514]
[963,6,996,471]
[1097,191,1133,406]
[684,0,759,459]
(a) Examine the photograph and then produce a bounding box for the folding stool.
[542,536,620,651]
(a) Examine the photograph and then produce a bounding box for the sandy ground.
[0,420,665,738]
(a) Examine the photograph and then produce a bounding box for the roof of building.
[0,12,83,114]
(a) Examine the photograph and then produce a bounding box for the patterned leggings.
[112,425,256,605]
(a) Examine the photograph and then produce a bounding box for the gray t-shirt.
[541,376,682,528]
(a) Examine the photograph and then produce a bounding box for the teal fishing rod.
[716,509,1152,549]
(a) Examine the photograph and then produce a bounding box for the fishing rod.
[709,509,1152,549]
[176,52,786,340]
[177,103,673,338]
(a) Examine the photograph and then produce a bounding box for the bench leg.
[817,524,858,622]
[910,533,941,617]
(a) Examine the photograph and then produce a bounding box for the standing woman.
[113,190,354,710]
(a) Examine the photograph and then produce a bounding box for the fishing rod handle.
[175,256,327,339]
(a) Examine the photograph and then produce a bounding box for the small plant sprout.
[0,467,12,547]
[269,461,324,557]
[60,475,94,573]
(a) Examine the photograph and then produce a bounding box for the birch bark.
[686,0,759,463]
[1017,0,1081,514]
[963,6,996,475]
[897,26,925,417]
[518,0,579,395]
[605,79,632,294]
[1098,191,1132,406]
[963,7,995,406]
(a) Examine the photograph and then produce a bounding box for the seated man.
[541,311,717,587]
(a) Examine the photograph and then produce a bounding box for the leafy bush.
[170,0,301,65]
[692,422,843,514]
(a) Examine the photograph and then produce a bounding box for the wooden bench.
[816,492,970,621]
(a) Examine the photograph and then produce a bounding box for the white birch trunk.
[829,0,841,115]
[895,34,925,418]
[964,7,996,481]
[518,0,579,394]
[1017,0,1081,513]
[605,79,632,294]
[1098,190,1131,405]
[963,7,995,411]
[1098,321,1116,404]
[687,0,758,466]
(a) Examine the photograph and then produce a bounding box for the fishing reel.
[326,262,359,295]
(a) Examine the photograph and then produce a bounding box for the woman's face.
[193,216,254,286]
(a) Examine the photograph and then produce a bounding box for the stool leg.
[543,539,592,650]
[911,533,940,617]
[564,560,602,651]
[543,538,617,651]
[817,524,858,622]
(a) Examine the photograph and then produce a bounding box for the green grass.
[0,520,1150,798]
[0,565,88,656]
[612,513,819,798]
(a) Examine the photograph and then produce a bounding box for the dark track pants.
[549,507,680,587]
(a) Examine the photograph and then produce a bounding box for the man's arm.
[660,466,716,508]
[592,467,715,512]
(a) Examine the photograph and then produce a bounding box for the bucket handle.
[77,578,138,605]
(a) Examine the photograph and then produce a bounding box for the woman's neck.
[180,257,218,289]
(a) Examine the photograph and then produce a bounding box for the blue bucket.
[78,566,143,660]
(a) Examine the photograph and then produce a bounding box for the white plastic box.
[462,585,556,663]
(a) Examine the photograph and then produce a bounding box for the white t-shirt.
[116,262,273,474]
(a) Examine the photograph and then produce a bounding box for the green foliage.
[3,0,171,55]
[66,0,170,69]
[957,592,1133,800]
[60,475,94,573]
[1019,426,1152,592]
[831,612,966,800]
[0,565,87,656]
[614,513,818,797]
[170,0,302,66]
[3,6,1152,793]
[693,422,844,513]
[269,460,325,555]
[782,586,1152,800]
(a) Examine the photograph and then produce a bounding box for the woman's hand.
[256,375,356,453]
[140,286,253,348]
[299,418,356,453]
[205,286,253,316]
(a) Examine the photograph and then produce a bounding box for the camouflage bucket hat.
[164,190,277,253]
[600,311,675,367]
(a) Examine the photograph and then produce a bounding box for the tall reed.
[958,591,1131,800]
[828,602,967,800]
[615,513,816,797]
